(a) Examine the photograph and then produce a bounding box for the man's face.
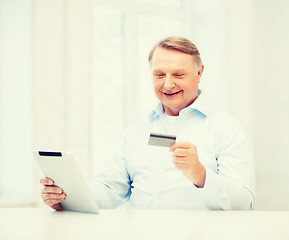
[151,47,204,116]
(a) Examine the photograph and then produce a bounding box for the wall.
[33,0,93,180]
[251,0,289,210]
[0,0,34,204]
[27,0,289,210]
[224,0,289,210]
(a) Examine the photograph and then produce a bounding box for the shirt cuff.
[202,167,224,197]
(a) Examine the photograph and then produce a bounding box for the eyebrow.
[153,68,187,73]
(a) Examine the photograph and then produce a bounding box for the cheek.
[183,78,199,91]
[183,81,199,98]
[153,81,162,94]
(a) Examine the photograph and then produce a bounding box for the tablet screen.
[34,151,99,214]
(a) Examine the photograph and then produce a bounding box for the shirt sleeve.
[200,118,255,210]
[88,132,132,209]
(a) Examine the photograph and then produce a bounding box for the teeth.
[164,90,180,95]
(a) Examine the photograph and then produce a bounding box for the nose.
[163,76,175,90]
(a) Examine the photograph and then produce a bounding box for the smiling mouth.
[163,90,182,96]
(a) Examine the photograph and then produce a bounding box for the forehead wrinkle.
[153,66,188,73]
[150,48,197,75]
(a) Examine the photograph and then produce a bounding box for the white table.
[0,208,289,240]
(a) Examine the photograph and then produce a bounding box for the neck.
[163,96,199,116]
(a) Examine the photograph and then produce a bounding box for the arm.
[88,133,132,209]
[171,122,255,210]
[40,133,131,210]
[202,123,255,210]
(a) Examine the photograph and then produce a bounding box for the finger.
[172,157,186,164]
[172,160,186,170]
[42,186,63,194]
[51,203,64,211]
[172,148,188,157]
[44,198,65,208]
[170,143,176,152]
[40,178,54,186]
[170,142,194,151]
[42,193,66,201]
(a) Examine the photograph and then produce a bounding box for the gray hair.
[148,36,203,72]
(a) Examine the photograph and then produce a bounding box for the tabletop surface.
[0,208,289,240]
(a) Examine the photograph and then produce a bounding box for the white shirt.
[89,90,255,210]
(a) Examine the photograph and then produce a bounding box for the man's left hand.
[170,142,206,188]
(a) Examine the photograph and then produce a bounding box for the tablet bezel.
[34,151,99,214]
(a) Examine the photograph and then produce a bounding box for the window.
[90,0,194,172]
[91,7,124,170]
[1,0,227,206]
[0,0,34,206]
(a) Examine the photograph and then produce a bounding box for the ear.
[197,65,204,77]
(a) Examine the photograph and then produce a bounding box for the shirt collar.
[185,89,211,117]
[149,102,164,120]
[149,89,211,120]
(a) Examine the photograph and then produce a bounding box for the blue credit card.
[148,133,176,147]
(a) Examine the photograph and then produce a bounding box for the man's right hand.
[40,178,66,211]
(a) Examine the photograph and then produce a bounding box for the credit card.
[148,133,176,148]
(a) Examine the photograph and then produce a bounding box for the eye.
[173,73,184,79]
[154,73,165,79]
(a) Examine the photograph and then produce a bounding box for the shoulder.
[210,106,240,126]
[209,107,251,152]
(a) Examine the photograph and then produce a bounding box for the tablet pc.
[33,151,99,214]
